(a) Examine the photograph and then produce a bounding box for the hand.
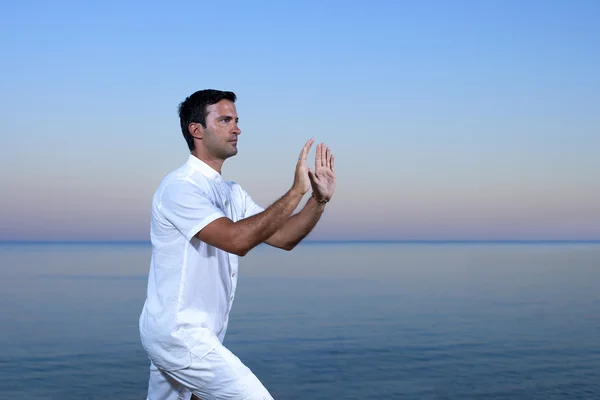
[308,143,336,202]
[292,138,314,196]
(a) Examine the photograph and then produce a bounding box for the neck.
[191,149,224,174]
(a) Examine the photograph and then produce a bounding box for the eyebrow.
[220,115,239,121]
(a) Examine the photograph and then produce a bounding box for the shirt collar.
[186,154,221,180]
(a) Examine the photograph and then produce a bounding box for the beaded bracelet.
[312,192,329,204]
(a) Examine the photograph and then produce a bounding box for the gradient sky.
[1,0,599,241]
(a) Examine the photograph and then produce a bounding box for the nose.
[233,123,241,136]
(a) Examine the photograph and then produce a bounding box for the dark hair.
[178,89,237,151]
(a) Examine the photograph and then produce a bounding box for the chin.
[221,149,238,159]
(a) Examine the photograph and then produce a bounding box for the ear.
[189,122,204,140]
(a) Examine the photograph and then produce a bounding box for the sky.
[1,0,599,241]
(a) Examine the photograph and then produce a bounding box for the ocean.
[0,242,599,399]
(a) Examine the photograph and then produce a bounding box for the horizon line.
[1,239,600,245]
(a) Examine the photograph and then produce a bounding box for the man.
[139,89,336,400]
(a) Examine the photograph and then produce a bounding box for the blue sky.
[1,0,599,241]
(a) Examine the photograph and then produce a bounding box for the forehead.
[205,99,237,117]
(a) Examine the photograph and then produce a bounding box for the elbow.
[235,248,250,257]
[231,244,249,257]
[231,238,251,257]
[281,241,296,251]
[265,237,295,251]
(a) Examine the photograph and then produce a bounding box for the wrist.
[289,186,305,199]
[311,192,329,204]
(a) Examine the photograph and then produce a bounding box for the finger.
[299,139,314,163]
[308,168,316,182]
[330,154,335,172]
[325,147,331,168]
[320,143,327,168]
[315,144,320,166]
[315,143,322,168]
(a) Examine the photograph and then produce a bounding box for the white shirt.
[139,154,264,371]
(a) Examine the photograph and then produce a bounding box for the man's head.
[178,89,241,159]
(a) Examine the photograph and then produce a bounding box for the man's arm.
[196,188,303,256]
[264,195,326,250]
[196,139,314,256]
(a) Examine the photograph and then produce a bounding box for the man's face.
[201,99,241,159]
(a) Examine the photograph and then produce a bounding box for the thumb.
[308,168,316,182]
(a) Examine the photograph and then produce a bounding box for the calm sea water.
[0,242,599,399]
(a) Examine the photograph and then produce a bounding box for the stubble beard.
[215,141,238,160]
[204,133,238,160]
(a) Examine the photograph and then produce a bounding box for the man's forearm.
[267,195,326,250]
[234,188,304,254]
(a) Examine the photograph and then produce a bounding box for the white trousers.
[146,344,274,400]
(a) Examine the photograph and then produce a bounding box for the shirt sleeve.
[239,186,265,219]
[159,180,227,241]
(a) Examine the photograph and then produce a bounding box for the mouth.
[229,140,238,144]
